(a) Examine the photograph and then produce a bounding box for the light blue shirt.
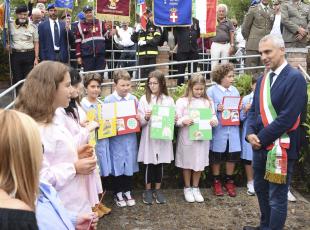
[207,84,241,152]
[36,181,76,230]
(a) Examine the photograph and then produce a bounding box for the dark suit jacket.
[38,19,74,63]
[173,18,200,53]
[246,64,307,159]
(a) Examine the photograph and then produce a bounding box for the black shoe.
[243,226,259,230]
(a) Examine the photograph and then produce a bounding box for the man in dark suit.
[38,3,74,63]
[244,34,307,230]
[173,17,200,85]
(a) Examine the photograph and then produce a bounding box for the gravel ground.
[98,188,310,230]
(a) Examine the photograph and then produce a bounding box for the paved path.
[98,188,309,230]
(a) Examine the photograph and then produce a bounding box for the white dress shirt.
[49,18,60,50]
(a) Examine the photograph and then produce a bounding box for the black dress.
[0,208,38,230]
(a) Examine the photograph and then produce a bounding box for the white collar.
[260,3,269,9]
[217,84,233,92]
[49,18,59,23]
[81,97,96,109]
[113,91,130,101]
[270,60,288,76]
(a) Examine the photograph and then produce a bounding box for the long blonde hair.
[0,109,42,210]
[184,74,211,104]
[15,61,70,123]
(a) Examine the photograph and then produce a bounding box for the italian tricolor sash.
[259,72,299,184]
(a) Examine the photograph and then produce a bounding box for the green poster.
[150,105,175,140]
[189,108,213,141]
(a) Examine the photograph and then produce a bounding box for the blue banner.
[153,0,192,26]
[2,0,10,48]
[55,0,74,10]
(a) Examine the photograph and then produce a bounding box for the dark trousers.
[119,45,136,77]
[245,50,262,75]
[253,150,294,230]
[82,54,105,72]
[144,164,163,184]
[176,51,198,85]
[10,51,34,84]
[112,175,133,194]
[138,56,156,79]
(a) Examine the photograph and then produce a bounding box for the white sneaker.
[192,187,204,202]
[123,191,136,207]
[184,187,195,203]
[247,181,255,196]
[114,192,127,207]
[288,190,297,202]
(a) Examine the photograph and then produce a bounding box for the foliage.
[0,44,10,81]
[218,0,251,24]
[234,74,253,97]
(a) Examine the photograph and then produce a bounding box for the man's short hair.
[32,8,42,16]
[217,4,228,13]
[259,34,285,48]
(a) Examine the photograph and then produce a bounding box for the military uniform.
[131,20,162,79]
[173,18,200,85]
[281,0,310,48]
[10,20,39,85]
[242,3,274,72]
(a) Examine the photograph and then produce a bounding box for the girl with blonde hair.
[0,109,42,229]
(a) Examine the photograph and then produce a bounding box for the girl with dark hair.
[138,70,175,205]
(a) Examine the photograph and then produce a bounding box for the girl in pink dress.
[138,70,175,205]
[175,74,218,203]
[15,61,97,214]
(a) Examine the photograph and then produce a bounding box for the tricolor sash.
[259,72,299,184]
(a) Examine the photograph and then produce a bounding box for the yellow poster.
[97,103,117,139]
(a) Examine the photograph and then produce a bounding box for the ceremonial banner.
[55,0,74,10]
[150,105,175,140]
[153,0,192,26]
[221,96,241,126]
[0,0,10,48]
[97,0,131,22]
[136,0,147,30]
[189,108,213,141]
[193,0,217,37]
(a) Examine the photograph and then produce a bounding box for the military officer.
[173,17,200,85]
[281,0,310,48]
[242,0,274,73]
[9,5,39,90]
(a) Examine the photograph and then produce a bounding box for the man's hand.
[298,27,307,37]
[34,57,39,66]
[247,134,262,150]
[76,213,98,230]
[77,57,82,65]
[296,33,304,41]
[138,40,146,46]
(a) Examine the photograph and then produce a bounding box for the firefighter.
[131,9,162,79]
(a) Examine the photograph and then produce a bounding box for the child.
[55,69,111,217]
[176,74,218,203]
[207,63,241,197]
[240,76,257,196]
[81,73,112,179]
[138,70,175,205]
[104,70,139,207]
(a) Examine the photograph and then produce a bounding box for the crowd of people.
[7,0,310,88]
[0,1,309,230]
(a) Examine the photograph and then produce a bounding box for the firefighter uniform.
[75,18,106,71]
[131,20,162,79]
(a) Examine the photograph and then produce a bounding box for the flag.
[153,0,192,26]
[55,0,74,10]
[1,0,10,48]
[193,0,217,37]
[136,0,147,30]
[97,0,131,22]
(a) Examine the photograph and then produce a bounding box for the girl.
[15,61,97,213]
[240,76,257,196]
[80,73,112,179]
[138,70,175,205]
[0,109,41,230]
[176,74,218,203]
[207,63,241,197]
[55,68,110,217]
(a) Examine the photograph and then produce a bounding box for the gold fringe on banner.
[264,172,287,184]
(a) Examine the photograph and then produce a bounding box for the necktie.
[270,72,276,86]
[54,21,60,48]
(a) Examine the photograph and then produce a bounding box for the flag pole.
[65,8,71,65]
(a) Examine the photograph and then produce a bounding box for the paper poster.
[115,100,140,135]
[97,103,117,139]
[221,96,241,126]
[150,105,175,140]
[189,108,212,140]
